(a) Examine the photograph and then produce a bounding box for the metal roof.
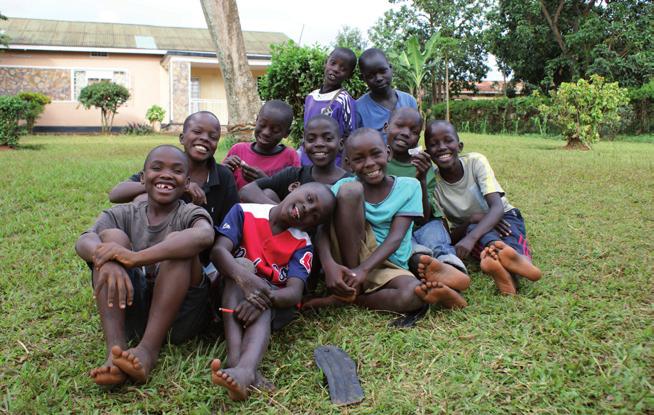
[0,17,290,55]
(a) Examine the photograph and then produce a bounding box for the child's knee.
[98,228,131,247]
[336,181,364,205]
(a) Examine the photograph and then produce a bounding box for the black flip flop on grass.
[389,304,429,328]
[314,345,364,406]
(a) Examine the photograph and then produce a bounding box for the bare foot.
[480,249,516,295]
[414,280,467,308]
[89,355,127,386]
[253,370,276,393]
[111,345,155,384]
[301,295,346,310]
[210,359,252,401]
[492,241,542,281]
[416,255,470,291]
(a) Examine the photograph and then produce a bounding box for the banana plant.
[399,35,440,115]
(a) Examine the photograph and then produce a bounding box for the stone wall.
[0,67,71,100]
[171,61,190,123]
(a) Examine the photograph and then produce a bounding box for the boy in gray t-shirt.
[76,145,214,386]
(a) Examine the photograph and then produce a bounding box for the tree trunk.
[445,54,450,122]
[201,0,261,141]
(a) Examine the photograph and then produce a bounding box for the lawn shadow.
[17,144,47,151]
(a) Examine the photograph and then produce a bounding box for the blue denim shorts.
[467,208,532,260]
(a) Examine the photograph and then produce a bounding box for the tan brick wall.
[0,67,71,101]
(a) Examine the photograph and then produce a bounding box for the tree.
[0,12,10,48]
[368,0,490,106]
[201,0,261,140]
[538,75,629,149]
[333,25,368,53]
[78,82,130,134]
[17,92,51,134]
[485,0,654,92]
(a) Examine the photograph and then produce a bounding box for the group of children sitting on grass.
[76,47,542,400]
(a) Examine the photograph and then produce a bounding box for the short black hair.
[143,144,188,171]
[389,107,423,128]
[182,111,220,133]
[345,127,384,154]
[358,48,389,71]
[425,120,460,142]
[305,114,339,137]
[329,47,357,74]
[260,100,293,130]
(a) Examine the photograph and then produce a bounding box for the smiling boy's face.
[345,130,390,185]
[142,146,189,205]
[281,183,334,230]
[179,112,220,162]
[254,107,290,151]
[425,123,463,170]
[386,109,422,157]
[303,118,341,167]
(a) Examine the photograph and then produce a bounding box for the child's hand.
[345,266,368,294]
[241,163,267,183]
[223,155,242,172]
[324,263,357,299]
[94,261,133,309]
[235,298,264,328]
[185,182,207,205]
[93,242,137,269]
[455,236,476,259]
[410,152,432,181]
[469,213,512,237]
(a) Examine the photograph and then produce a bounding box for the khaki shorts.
[329,222,411,294]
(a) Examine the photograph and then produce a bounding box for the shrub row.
[428,83,652,136]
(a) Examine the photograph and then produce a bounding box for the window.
[73,69,128,99]
[90,52,108,57]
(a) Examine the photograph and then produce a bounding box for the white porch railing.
[190,99,228,124]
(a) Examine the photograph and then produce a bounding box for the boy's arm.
[76,232,101,262]
[109,180,145,203]
[348,216,412,292]
[239,181,279,204]
[93,218,214,269]
[269,278,304,308]
[210,235,273,300]
[316,224,356,297]
[455,192,505,258]
[411,152,433,223]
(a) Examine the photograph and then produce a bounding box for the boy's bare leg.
[414,281,468,308]
[480,246,516,295]
[211,277,272,401]
[414,255,470,291]
[491,241,542,281]
[112,253,201,383]
[334,182,366,269]
[89,229,131,385]
[355,275,424,313]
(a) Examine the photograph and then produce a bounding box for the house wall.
[0,50,169,127]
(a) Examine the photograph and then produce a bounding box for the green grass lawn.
[1,134,652,414]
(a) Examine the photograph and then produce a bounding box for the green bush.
[539,75,630,148]
[78,81,130,134]
[121,122,153,136]
[145,105,166,123]
[627,79,654,135]
[258,41,366,145]
[429,96,551,135]
[0,95,30,147]
[17,92,51,134]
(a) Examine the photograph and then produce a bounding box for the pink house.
[0,17,289,131]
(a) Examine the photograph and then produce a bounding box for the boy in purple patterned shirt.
[299,47,357,167]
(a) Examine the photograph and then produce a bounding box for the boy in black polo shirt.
[109,111,238,228]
